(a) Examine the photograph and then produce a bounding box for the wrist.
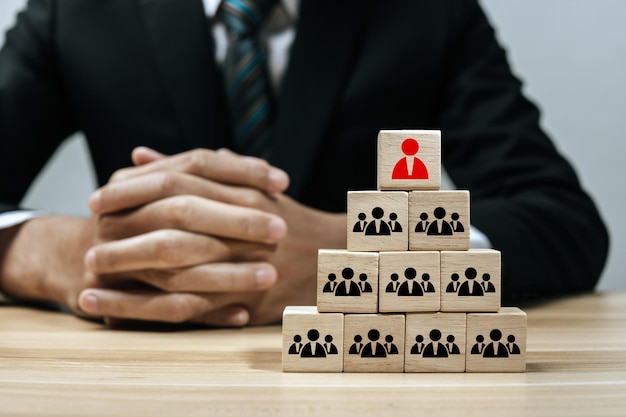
[0,216,94,307]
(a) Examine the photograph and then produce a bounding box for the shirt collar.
[203,0,300,21]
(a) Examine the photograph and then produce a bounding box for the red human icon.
[392,138,429,180]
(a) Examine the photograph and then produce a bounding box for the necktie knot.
[218,0,278,38]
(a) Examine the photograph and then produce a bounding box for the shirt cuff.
[470,225,492,249]
[0,210,46,229]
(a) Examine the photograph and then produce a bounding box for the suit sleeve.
[0,0,77,213]
[439,0,609,302]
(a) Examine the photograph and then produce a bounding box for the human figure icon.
[288,334,303,355]
[426,207,453,236]
[398,267,424,297]
[414,212,430,233]
[300,329,327,358]
[361,329,387,358]
[446,273,461,293]
[411,335,425,355]
[384,335,399,355]
[391,138,429,180]
[335,267,361,296]
[388,212,403,232]
[323,273,337,293]
[483,329,509,358]
[358,273,373,293]
[471,335,485,355]
[352,212,368,233]
[458,267,485,296]
[481,273,496,293]
[423,329,449,358]
[349,335,363,355]
[324,334,338,355]
[506,335,521,355]
[365,207,392,236]
[397,267,424,296]
[450,212,465,232]
[420,273,436,293]
[386,273,400,293]
[446,335,461,355]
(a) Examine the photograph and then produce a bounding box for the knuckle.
[245,158,271,184]
[240,189,265,208]
[154,172,178,196]
[152,231,185,267]
[185,149,213,173]
[109,167,131,183]
[169,197,195,229]
[168,294,200,323]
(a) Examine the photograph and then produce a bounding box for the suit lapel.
[139,0,229,151]
[271,0,365,198]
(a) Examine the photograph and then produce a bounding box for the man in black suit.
[0,0,609,326]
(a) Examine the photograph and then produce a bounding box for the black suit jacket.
[0,0,609,301]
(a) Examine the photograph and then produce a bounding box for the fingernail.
[255,266,276,287]
[268,167,289,192]
[268,217,287,240]
[88,191,101,213]
[80,293,99,314]
[85,250,97,272]
[230,309,250,327]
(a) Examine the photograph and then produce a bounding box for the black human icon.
[323,273,337,293]
[420,273,436,293]
[457,267,485,296]
[446,335,461,355]
[358,273,373,293]
[349,335,364,355]
[386,273,400,293]
[324,334,339,355]
[361,329,388,358]
[384,335,399,355]
[506,335,521,355]
[426,207,453,236]
[483,329,509,358]
[481,273,496,293]
[411,335,425,355]
[423,329,449,358]
[397,267,424,296]
[300,329,327,358]
[471,335,485,355]
[446,273,461,293]
[335,267,361,296]
[364,207,392,236]
[288,334,303,355]
[388,212,403,232]
[414,212,429,233]
[352,212,368,233]
[450,212,465,232]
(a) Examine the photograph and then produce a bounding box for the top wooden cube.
[378,130,441,191]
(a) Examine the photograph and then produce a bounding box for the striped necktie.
[218,0,278,157]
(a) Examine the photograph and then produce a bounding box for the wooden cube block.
[347,191,408,252]
[377,129,441,191]
[379,251,440,313]
[282,306,344,372]
[405,313,466,372]
[317,249,379,313]
[466,307,527,373]
[440,249,501,312]
[408,190,470,251]
[343,314,406,373]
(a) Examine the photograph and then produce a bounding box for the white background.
[1,0,624,290]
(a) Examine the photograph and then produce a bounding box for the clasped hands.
[76,147,345,327]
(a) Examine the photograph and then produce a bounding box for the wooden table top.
[1,292,625,417]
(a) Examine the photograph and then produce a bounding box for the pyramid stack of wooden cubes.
[282,130,527,373]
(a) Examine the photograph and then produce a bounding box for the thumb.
[131,146,166,166]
